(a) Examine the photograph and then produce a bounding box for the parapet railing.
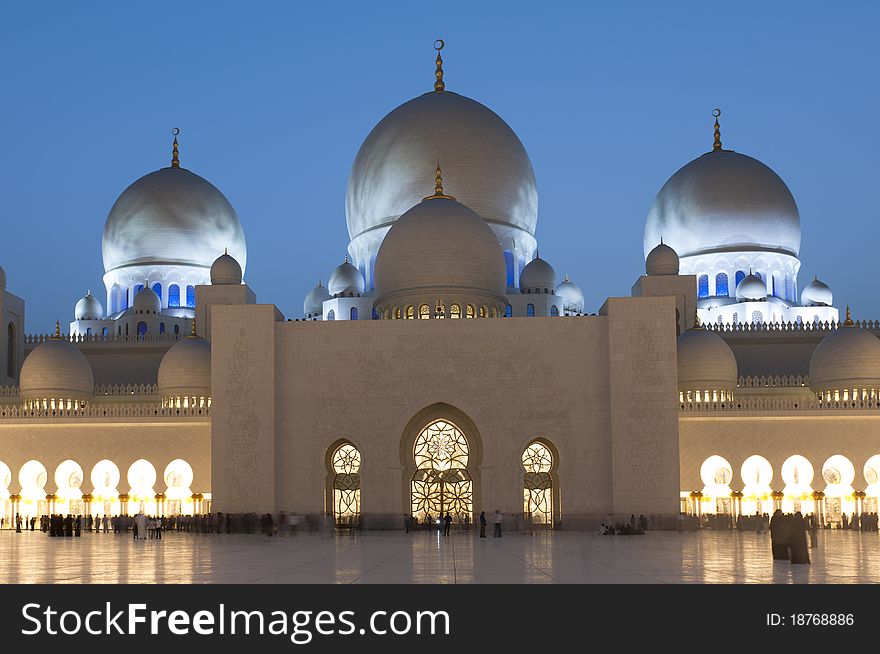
[681,397,880,412]
[737,374,809,388]
[0,403,210,419]
[94,383,159,396]
[705,319,880,334]
[24,333,183,345]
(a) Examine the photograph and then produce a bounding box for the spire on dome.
[433,39,445,92]
[844,305,854,327]
[424,163,456,201]
[52,321,61,340]
[171,127,181,167]
[712,109,723,152]
[190,316,198,338]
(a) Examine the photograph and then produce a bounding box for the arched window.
[715,273,729,297]
[465,305,475,319]
[479,306,487,318]
[550,305,559,316]
[350,307,358,320]
[527,303,535,317]
[405,305,414,320]
[168,284,180,308]
[331,443,361,526]
[717,315,724,325]
[697,275,709,298]
[371,307,378,320]
[159,322,165,334]
[86,327,93,336]
[186,286,196,308]
[173,324,179,336]
[122,289,129,310]
[796,315,803,327]
[7,322,14,378]
[735,270,746,289]
[751,311,763,324]
[450,304,461,319]
[419,304,430,320]
[327,310,335,321]
[435,302,446,319]
[137,321,148,337]
[151,283,162,302]
[393,307,401,320]
[110,285,120,313]
[102,327,108,338]
[504,250,515,287]
[504,305,512,317]
[125,323,129,337]
[411,420,472,521]
[523,441,554,526]
[732,313,738,324]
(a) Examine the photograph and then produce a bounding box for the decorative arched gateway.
[410,419,472,523]
[522,441,555,527]
[328,442,361,527]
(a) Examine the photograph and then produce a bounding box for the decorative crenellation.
[25,332,184,345]
[737,374,809,388]
[681,396,880,412]
[706,319,880,334]
[94,383,160,396]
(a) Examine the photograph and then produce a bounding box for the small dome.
[555,275,584,313]
[677,327,738,391]
[303,282,330,318]
[735,273,767,301]
[328,258,365,296]
[374,196,506,307]
[519,255,556,292]
[20,335,94,402]
[158,334,211,398]
[74,291,103,321]
[0,265,6,289]
[801,277,833,306]
[645,242,680,275]
[809,322,880,393]
[210,251,242,285]
[132,287,161,313]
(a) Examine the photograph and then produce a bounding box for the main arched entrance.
[410,419,473,524]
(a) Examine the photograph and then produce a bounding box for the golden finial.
[844,305,854,327]
[424,163,456,201]
[224,247,228,255]
[693,312,702,329]
[52,321,61,340]
[712,109,723,152]
[344,254,349,264]
[563,273,569,282]
[171,127,180,167]
[433,39,445,92]
[190,316,198,337]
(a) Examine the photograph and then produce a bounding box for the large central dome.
[346,91,538,242]
[643,150,800,260]
[102,166,247,274]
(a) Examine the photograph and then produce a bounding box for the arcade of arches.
[686,453,880,527]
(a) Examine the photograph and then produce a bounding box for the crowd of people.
[598,513,649,535]
[769,510,812,564]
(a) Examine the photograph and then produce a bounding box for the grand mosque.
[0,42,876,529]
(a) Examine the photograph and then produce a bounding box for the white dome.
[677,327,738,391]
[735,273,767,301]
[519,255,556,292]
[645,242,680,275]
[555,275,584,313]
[74,291,103,320]
[328,258,365,296]
[374,196,506,306]
[644,150,800,260]
[303,282,330,318]
[102,166,247,275]
[20,336,94,401]
[210,251,242,285]
[158,335,211,398]
[346,91,538,243]
[132,287,161,313]
[809,322,880,392]
[801,277,833,306]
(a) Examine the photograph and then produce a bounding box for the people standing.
[769,510,789,561]
[790,512,811,564]
[404,514,411,533]
[479,511,487,538]
[443,512,452,537]
[493,510,502,537]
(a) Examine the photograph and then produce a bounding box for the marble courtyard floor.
[0,528,878,584]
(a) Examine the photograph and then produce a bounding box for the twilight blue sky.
[1,1,877,331]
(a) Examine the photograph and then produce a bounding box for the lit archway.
[0,461,11,526]
[522,441,555,527]
[54,460,84,515]
[411,419,472,523]
[822,454,855,525]
[127,459,157,515]
[740,455,773,516]
[91,460,120,517]
[864,456,880,513]
[18,460,47,519]
[700,455,733,514]
[164,459,194,515]
[328,442,361,527]
[781,455,814,514]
